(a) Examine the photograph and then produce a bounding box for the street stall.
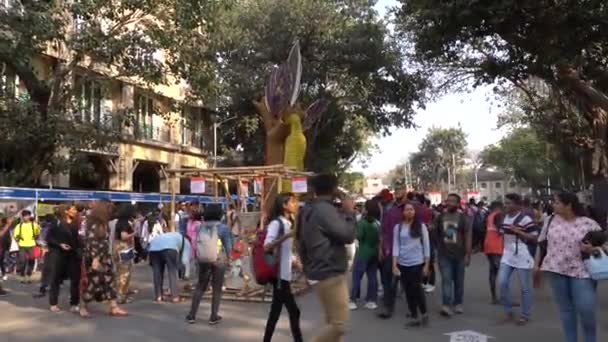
[165,164,313,302]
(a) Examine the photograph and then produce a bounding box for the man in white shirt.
[497,193,540,325]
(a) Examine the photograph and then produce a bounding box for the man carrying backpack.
[298,174,356,342]
[497,193,539,326]
[432,193,472,317]
[186,204,232,326]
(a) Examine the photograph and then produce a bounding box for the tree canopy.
[0,0,221,185]
[205,0,428,173]
[393,0,608,180]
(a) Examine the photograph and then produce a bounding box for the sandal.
[50,306,62,313]
[171,297,184,304]
[109,308,129,317]
[79,309,92,319]
[516,316,529,326]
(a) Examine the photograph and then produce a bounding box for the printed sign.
[253,178,263,195]
[444,330,493,342]
[190,177,206,194]
[291,177,308,193]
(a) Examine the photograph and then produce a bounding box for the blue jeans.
[497,263,532,318]
[437,254,465,306]
[548,272,597,342]
[350,257,378,302]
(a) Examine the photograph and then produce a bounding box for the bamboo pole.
[170,176,176,232]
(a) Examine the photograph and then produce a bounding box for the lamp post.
[213,116,238,168]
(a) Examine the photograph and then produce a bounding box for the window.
[495,182,502,189]
[481,182,487,189]
[74,77,104,125]
[135,93,155,140]
[509,182,516,188]
[181,107,205,148]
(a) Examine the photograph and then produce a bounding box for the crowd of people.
[0,176,606,342]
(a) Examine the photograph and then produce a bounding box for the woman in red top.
[483,201,504,304]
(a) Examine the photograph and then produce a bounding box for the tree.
[480,127,583,191]
[340,171,366,195]
[392,0,608,204]
[413,127,467,191]
[204,0,428,174]
[0,0,221,185]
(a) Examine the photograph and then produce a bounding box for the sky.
[352,0,505,175]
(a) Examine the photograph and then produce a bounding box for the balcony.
[133,124,171,144]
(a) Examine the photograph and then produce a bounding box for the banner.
[240,181,249,197]
[253,178,263,195]
[291,177,308,193]
[190,177,206,194]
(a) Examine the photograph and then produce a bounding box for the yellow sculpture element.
[282,111,307,192]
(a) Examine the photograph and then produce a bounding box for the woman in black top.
[47,205,82,313]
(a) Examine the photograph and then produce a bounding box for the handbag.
[119,248,135,263]
[9,233,19,253]
[583,248,608,281]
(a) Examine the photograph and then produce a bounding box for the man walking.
[377,187,407,318]
[432,193,472,317]
[497,193,538,325]
[298,174,356,342]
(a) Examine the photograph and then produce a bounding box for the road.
[1,255,606,342]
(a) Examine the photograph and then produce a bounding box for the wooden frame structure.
[165,164,313,232]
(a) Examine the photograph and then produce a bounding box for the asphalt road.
[1,255,606,342]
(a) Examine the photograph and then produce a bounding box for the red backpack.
[251,219,284,285]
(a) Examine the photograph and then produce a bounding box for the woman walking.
[483,201,504,305]
[262,193,303,342]
[392,202,430,327]
[46,205,82,313]
[113,204,137,304]
[535,192,603,342]
[79,201,127,318]
[349,199,381,310]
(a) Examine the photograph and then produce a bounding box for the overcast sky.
[351,0,506,175]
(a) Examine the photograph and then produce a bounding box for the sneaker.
[186,315,196,324]
[404,317,421,328]
[348,301,358,310]
[421,314,429,327]
[209,316,223,325]
[70,306,80,313]
[377,308,393,319]
[440,306,453,317]
[424,285,435,293]
[454,305,464,314]
[2,275,7,281]
[364,302,378,310]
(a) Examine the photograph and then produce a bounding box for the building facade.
[2,52,212,194]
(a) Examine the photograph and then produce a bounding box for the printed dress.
[82,223,117,303]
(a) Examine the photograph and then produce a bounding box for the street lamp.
[213,116,238,168]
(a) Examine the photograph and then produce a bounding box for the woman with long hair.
[262,192,303,342]
[392,202,430,327]
[348,199,381,310]
[79,201,127,318]
[535,192,603,342]
[113,204,137,304]
[47,205,82,313]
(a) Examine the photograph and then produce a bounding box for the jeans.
[188,262,225,320]
[486,254,502,301]
[497,263,532,318]
[48,251,81,307]
[548,272,597,342]
[437,254,465,306]
[149,249,179,299]
[398,264,427,319]
[350,257,378,302]
[18,247,36,277]
[312,274,350,342]
[263,279,303,342]
[379,257,397,313]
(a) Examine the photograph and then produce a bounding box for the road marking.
[444,330,494,342]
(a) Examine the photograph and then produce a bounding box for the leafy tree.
[392,0,608,202]
[402,127,467,191]
[204,0,428,173]
[480,127,583,191]
[339,171,366,195]
[0,0,221,185]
